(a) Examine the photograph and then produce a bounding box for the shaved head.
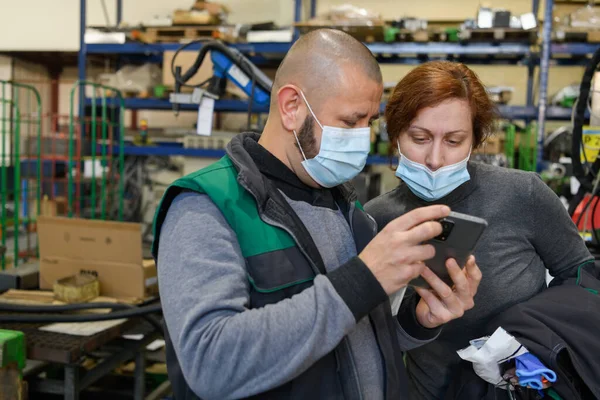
[271,29,382,107]
[260,29,383,189]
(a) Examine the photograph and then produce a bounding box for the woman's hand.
[414,256,482,329]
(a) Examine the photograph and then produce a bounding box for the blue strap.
[515,353,557,390]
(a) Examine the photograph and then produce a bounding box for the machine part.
[0,329,26,399]
[544,126,573,163]
[493,10,512,28]
[169,87,218,106]
[0,261,39,292]
[572,45,600,192]
[170,40,272,123]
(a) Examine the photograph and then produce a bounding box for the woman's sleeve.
[529,173,594,281]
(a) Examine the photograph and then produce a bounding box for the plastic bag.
[99,64,161,94]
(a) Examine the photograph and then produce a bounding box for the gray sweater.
[158,190,435,400]
[365,162,593,400]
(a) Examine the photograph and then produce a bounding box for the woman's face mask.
[395,99,474,201]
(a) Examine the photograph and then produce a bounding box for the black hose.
[572,46,600,191]
[170,39,212,89]
[592,195,600,246]
[0,300,157,313]
[171,39,272,93]
[245,57,257,131]
[0,304,163,331]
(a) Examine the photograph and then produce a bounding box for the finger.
[414,286,451,324]
[446,259,475,310]
[414,286,442,307]
[446,258,469,296]
[387,205,451,232]
[465,256,482,289]
[403,221,444,245]
[398,244,436,265]
[400,262,428,283]
[420,267,464,317]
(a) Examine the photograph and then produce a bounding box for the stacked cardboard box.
[37,217,158,301]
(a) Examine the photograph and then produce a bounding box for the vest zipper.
[260,214,321,275]
[239,180,364,398]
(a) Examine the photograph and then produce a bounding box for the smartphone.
[410,211,488,289]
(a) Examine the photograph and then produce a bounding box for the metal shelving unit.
[85,98,270,113]
[101,144,397,165]
[78,0,597,165]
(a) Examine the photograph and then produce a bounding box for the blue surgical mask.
[395,143,471,201]
[293,90,371,188]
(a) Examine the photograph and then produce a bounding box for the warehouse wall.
[12,59,53,135]
[0,0,550,51]
[3,0,585,132]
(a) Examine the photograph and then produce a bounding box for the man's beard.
[296,115,318,159]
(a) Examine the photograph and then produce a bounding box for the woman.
[364,61,593,400]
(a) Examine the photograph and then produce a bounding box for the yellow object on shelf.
[581,126,600,163]
[53,274,100,304]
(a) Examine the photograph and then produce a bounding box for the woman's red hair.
[385,61,497,151]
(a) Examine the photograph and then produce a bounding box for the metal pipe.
[116,0,123,26]
[532,0,540,20]
[536,0,553,170]
[118,95,125,221]
[310,0,317,18]
[78,340,144,390]
[78,0,87,165]
[68,84,76,217]
[13,91,20,267]
[101,91,107,220]
[91,88,97,219]
[0,83,7,270]
[294,0,302,42]
[134,350,146,400]
[526,63,535,107]
[145,381,172,400]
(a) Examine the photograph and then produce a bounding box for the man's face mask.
[293,90,371,188]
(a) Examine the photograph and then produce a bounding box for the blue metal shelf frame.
[85,97,271,113]
[98,144,398,165]
[86,41,533,57]
[78,0,586,168]
[537,0,553,169]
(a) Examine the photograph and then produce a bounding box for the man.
[153,29,481,400]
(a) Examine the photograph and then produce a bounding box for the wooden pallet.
[554,28,600,43]
[121,90,151,99]
[295,23,385,43]
[390,28,448,43]
[459,28,537,43]
[143,25,219,43]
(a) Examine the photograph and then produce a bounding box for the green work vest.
[153,155,318,305]
[152,151,407,400]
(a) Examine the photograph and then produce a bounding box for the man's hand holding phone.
[359,205,482,329]
[359,205,450,296]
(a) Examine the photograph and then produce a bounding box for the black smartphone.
[410,211,488,289]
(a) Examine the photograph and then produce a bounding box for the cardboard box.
[37,217,157,300]
[172,9,219,25]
